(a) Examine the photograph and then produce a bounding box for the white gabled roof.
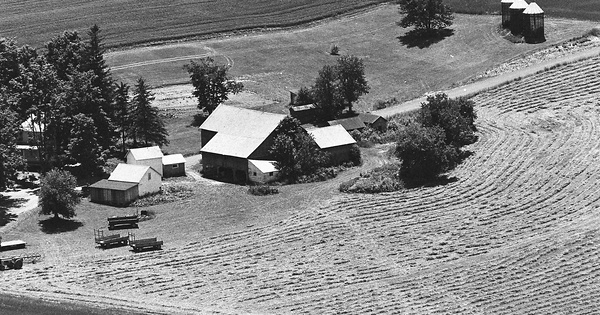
[249,160,278,173]
[509,0,528,10]
[162,154,186,165]
[523,2,544,14]
[501,0,515,3]
[201,133,266,159]
[108,163,159,183]
[127,146,164,161]
[308,125,356,149]
[200,105,286,140]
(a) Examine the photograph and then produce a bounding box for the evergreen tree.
[114,82,132,153]
[39,168,80,219]
[67,113,104,176]
[81,25,115,120]
[0,105,24,190]
[130,78,168,147]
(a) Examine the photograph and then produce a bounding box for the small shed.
[248,160,279,184]
[289,104,318,124]
[162,154,186,178]
[501,0,515,28]
[523,2,545,43]
[89,179,139,206]
[308,125,357,165]
[126,146,164,177]
[358,113,388,132]
[509,0,528,35]
[327,116,366,132]
[109,163,161,197]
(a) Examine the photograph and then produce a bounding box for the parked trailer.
[107,213,139,230]
[94,228,130,248]
[0,257,24,271]
[129,234,163,252]
[0,236,26,252]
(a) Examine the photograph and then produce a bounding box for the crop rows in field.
[6,56,600,313]
[1,0,386,48]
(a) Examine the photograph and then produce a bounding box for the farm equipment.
[129,234,163,252]
[107,212,139,230]
[0,236,26,252]
[0,257,23,271]
[94,228,130,248]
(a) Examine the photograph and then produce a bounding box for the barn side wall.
[202,152,248,183]
[323,144,353,165]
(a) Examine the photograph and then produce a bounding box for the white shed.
[109,163,162,197]
[126,146,164,177]
[248,160,279,184]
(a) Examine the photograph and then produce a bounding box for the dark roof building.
[327,116,366,132]
[358,113,388,132]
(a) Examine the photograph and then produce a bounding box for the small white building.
[162,154,186,178]
[126,146,164,177]
[248,160,279,184]
[108,163,161,197]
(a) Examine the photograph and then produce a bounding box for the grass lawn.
[112,5,599,118]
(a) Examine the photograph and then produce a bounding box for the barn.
[523,2,545,43]
[358,113,388,132]
[162,154,186,178]
[200,105,286,183]
[89,180,139,206]
[308,125,357,165]
[327,116,366,133]
[126,146,164,177]
[248,160,279,184]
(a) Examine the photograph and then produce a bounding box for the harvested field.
[3,54,600,313]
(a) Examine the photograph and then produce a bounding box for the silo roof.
[509,0,528,9]
[501,0,515,3]
[523,2,544,14]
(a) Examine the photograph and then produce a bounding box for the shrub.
[349,144,362,166]
[373,97,399,110]
[295,86,314,106]
[130,183,194,207]
[248,185,279,196]
[329,44,340,55]
[339,163,404,193]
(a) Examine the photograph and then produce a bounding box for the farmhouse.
[200,105,286,183]
[162,154,186,178]
[358,113,388,132]
[126,146,164,177]
[308,125,356,165]
[90,164,161,206]
[328,116,366,132]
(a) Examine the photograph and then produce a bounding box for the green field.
[0,0,385,48]
[447,0,600,21]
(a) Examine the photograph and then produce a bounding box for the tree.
[114,82,132,153]
[81,25,115,121]
[398,0,454,32]
[335,55,369,113]
[419,93,476,146]
[67,114,104,176]
[39,168,80,219]
[44,31,85,81]
[130,77,168,147]
[294,86,314,106]
[184,57,243,114]
[0,105,24,190]
[312,64,342,121]
[395,122,459,181]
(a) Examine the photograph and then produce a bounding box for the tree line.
[0,25,168,190]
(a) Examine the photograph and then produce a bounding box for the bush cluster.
[339,163,404,193]
[130,183,195,207]
[247,185,279,196]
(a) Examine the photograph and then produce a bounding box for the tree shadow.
[398,28,455,49]
[38,217,83,234]
[0,195,22,227]
[403,175,459,189]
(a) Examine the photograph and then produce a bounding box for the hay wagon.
[129,234,163,252]
[94,228,130,248]
[107,212,139,230]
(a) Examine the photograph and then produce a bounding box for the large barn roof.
[308,125,356,149]
[162,154,186,165]
[200,133,266,158]
[109,163,158,183]
[200,105,286,140]
[509,0,528,9]
[523,2,544,14]
[127,146,164,160]
[89,179,138,191]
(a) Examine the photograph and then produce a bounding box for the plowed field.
[3,53,600,313]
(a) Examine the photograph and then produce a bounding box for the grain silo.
[501,0,515,28]
[523,2,545,43]
[509,0,529,35]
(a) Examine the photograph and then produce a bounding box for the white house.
[248,160,279,184]
[126,146,164,177]
[108,163,161,197]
